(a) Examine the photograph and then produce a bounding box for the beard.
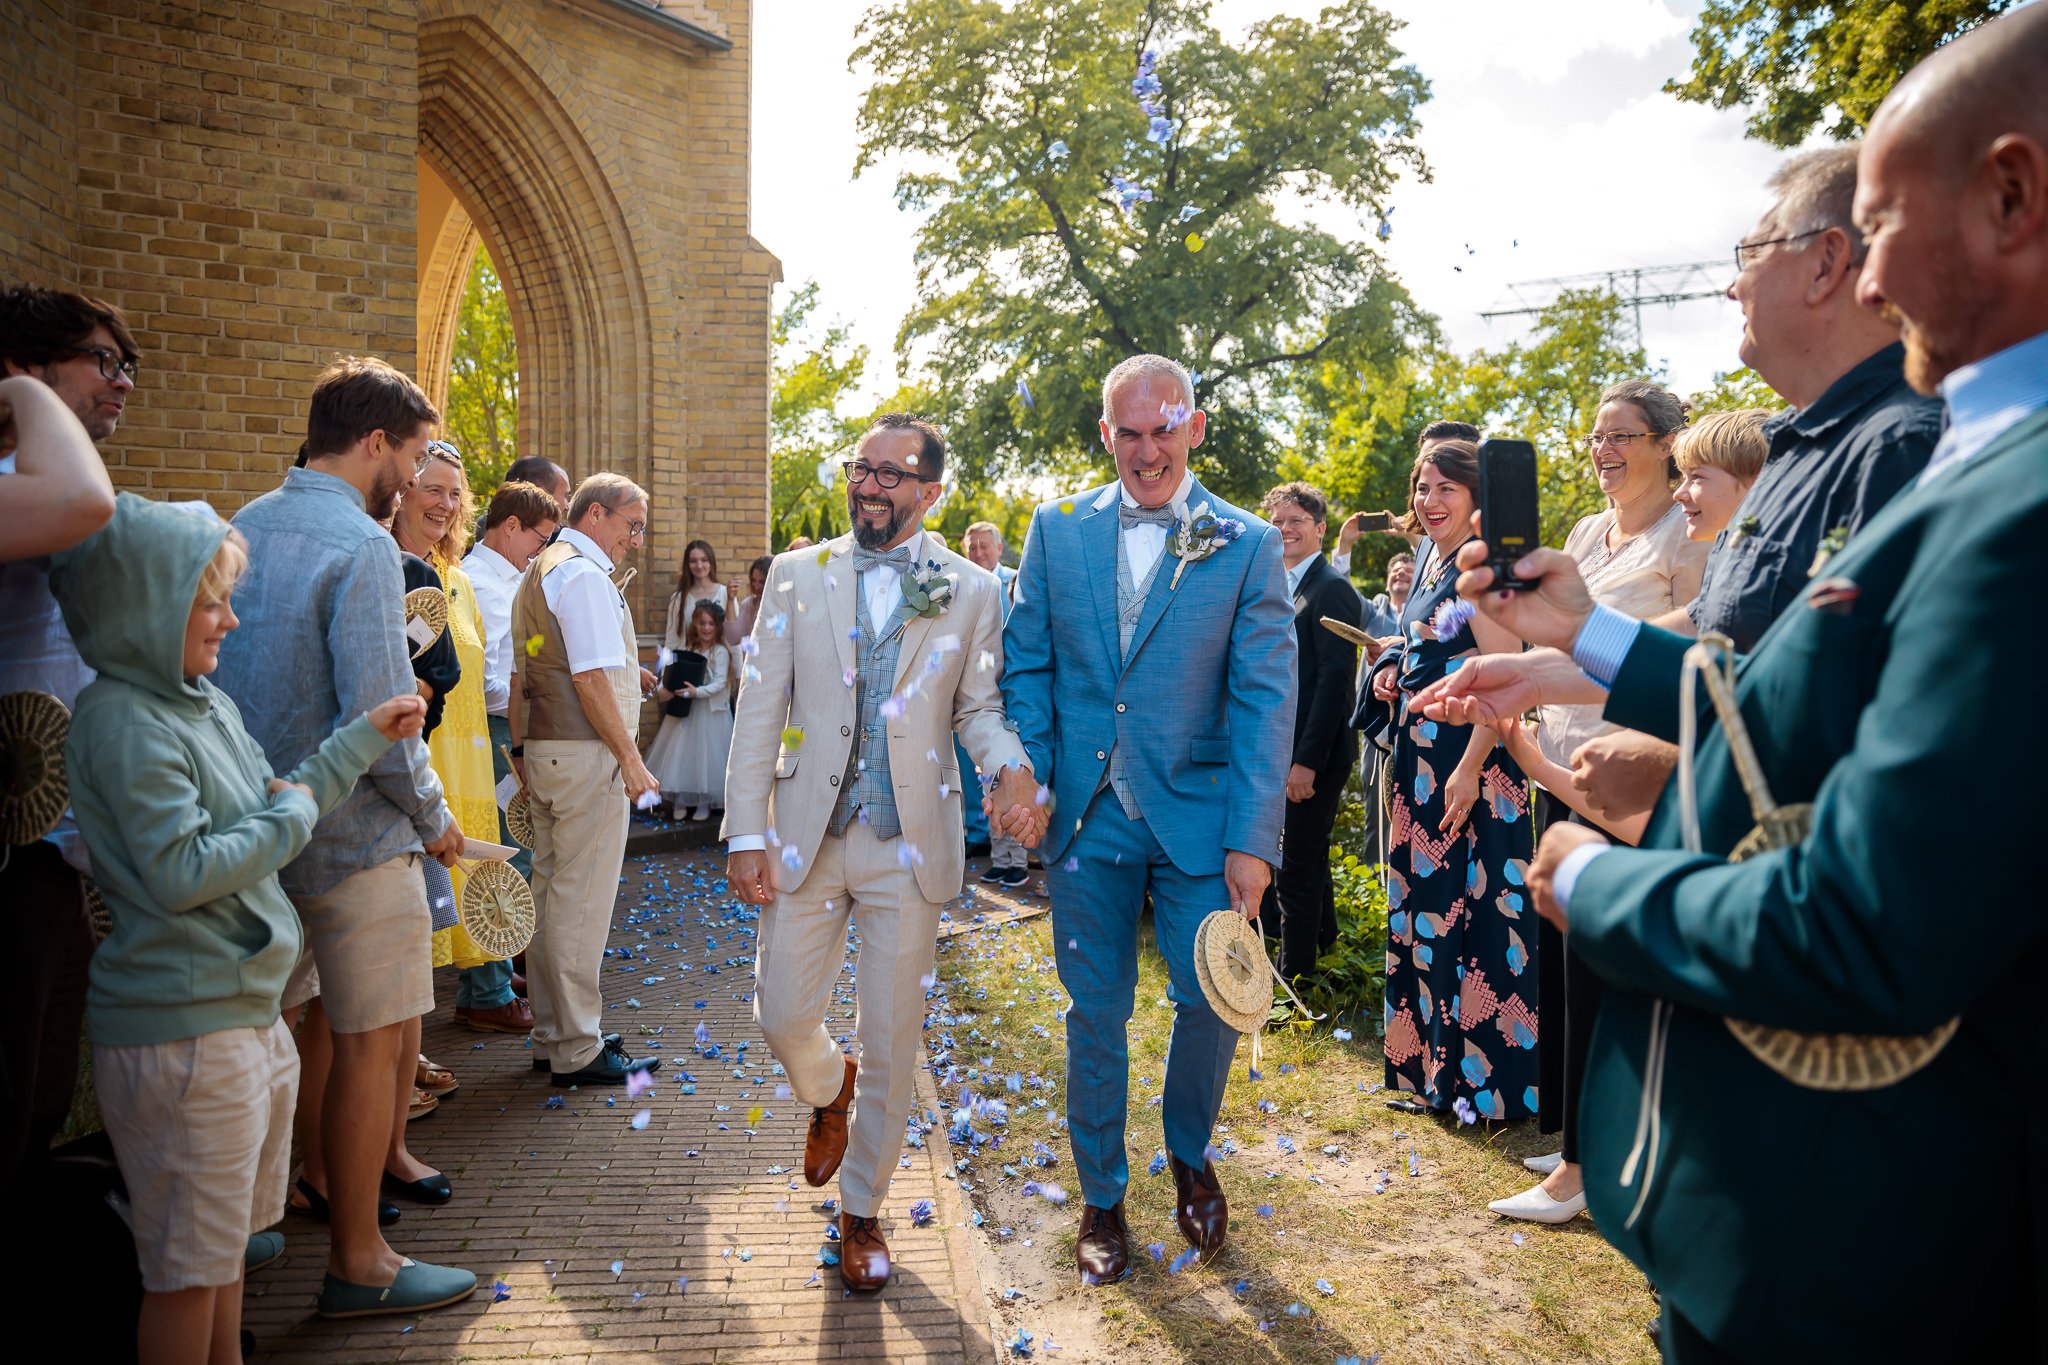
[367,465,408,522]
[849,488,911,550]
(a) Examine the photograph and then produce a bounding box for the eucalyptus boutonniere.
[1164,502,1246,588]
[895,560,956,623]
[1731,513,1761,544]
[1808,524,1850,577]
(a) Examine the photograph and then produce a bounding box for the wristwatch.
[509,744,525,757]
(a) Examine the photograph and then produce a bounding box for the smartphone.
[1347,510,1393,533]
[1476,438,1540,591]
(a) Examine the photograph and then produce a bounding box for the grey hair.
[1766,146,1867,262]
[964,520,1004,547]
[567,471,649,524]
[1101,353,1196,423]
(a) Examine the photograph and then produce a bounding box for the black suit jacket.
[1289,554,1362,773]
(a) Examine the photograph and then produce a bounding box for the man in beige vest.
[508,473,661,1086]
[725,414,1042,1291]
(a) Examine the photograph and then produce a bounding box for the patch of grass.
[932,903,1658,1365]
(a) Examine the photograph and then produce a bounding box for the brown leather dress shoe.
[804,1056,858,1187]
[838,1212,890,1290]
[464,997,536,1034]
[1076,1201,1132,1285]
[1170,1154,1228,1254]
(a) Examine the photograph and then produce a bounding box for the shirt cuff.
[1330,550,1351,576]
[727,835,766,853]
[1552,843,1610,913]
[1569,603,1642,690]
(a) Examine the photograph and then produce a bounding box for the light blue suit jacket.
[1002,478,1297,874]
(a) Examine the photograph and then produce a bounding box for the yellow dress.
[427,556,503,969]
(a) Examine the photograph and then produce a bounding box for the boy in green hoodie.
[50,493,433,1365]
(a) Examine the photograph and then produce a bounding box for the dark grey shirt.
[1689,343,1941,651]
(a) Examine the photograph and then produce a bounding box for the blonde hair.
[195,528,250,605]
[412,441,476,567]
[1674,409,1773,484]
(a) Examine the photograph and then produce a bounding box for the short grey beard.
[850,495,911,550]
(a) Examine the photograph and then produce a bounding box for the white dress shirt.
[511,526,632,677]
[1285,549,1322,597]
[862,529,925,630]
[462,540,521,716]
[1118,470,1195,584]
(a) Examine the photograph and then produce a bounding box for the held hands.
[367,693,428,742]
[1569,731,1678,825]
[984,766,1049,848]
[1529,821,1609,933]
[725,849,773,906]
[1224,850,1271,922]
[1285,763,1317,803]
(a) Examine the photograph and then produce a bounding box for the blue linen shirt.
[213,467,451,897]
[1688,343,1939,651]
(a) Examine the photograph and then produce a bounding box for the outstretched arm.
[1001,507,1057,785]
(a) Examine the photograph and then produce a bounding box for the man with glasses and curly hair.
[0,283,142,1189]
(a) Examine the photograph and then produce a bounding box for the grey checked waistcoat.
[828,574,906,840]
[1101,527,1167,820]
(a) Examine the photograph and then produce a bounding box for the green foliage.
[1688,365,1788,417]
[444,247,519,504]
[769,281,870,548]
[1666,0,2014,146]
[852,0,1434,507]
[1289,288,1653,549]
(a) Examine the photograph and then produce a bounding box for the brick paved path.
[249,849,996,1364]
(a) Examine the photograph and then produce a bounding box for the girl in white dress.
[644,599,733,820]
[664,538,727,647]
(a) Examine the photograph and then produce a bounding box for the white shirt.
[1285,550,1322,597]
[861,529,925,630]
[1116,470,1195,584]
[462,540,522,716]
[511,526,632,676]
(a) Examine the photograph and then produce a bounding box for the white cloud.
[752,1,1795,408]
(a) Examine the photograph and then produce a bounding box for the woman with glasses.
[1488,380,1708,1227]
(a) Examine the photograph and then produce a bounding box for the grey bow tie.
[851,544,914,574]
[1119,502,1178,529]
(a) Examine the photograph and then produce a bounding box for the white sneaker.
[1522,1151,1564,1175]
[1488,1183,1587,1224]
[690,805,711,821]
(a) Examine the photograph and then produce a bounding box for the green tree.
[852,0,1434,506]
[1667,0,2014,146]
[444,246,519,503]
[1688,365,1788,416]
[770,282,870,548]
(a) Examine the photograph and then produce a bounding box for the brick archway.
[417,11,652,502]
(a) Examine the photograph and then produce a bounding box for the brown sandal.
[415,1054,459,1097]
[406,1087,440,1122]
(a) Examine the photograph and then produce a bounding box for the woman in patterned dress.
[1369,440,1538,1121]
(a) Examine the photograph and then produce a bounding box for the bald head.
[1853,2,2048,391]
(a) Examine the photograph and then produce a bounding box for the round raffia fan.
[504,789,534,847]
[403,586,449,659]
[1722,803,1959,1089]
[459,859,537,959]
[0,691,71,847]
[1195,910,1275,1036]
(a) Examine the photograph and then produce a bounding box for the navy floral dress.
[1380,541,1539,1119]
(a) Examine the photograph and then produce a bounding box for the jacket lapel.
[1082,483,1123,671]
[889,542,961,690]
[823,535,857,678]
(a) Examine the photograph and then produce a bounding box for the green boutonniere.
[1808,524,1850,577]
[894,560,957,624]
[1732,513,1761,543]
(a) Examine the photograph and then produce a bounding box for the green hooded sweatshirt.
[50,493,395,1046]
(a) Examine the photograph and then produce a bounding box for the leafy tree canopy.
[853,0,1434,506]
[1667,0,2014,146]
[769,281,871,549]
[444,246,519,504]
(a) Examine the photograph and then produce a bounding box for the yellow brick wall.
[0,0,83,285]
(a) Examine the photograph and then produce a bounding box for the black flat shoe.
[532,1033,623,1072]
[551,1041,660,1087]
[293,1177,399,1226]
[383,1171,453,1205]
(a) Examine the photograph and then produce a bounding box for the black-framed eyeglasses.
[842,460,932,490]
[599,503,646,540]
[1582,431,1652,450]
[69,346,140,383]
[1734,228,1826,275]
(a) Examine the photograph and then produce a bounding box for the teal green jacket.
[50,494,393,1047]
[1567,408,2048,1359]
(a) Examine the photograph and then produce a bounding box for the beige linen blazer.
[722,533,1027,904]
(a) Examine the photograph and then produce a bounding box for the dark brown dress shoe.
[463,997,535,1034]
[838,1212,891,1290]
[804,1055,858,1186]
[1076,1201,1132,1285]
[1170,1154,1228,1254]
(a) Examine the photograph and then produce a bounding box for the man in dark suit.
[1259,483,1363,982]
[1412,9,2048,1356]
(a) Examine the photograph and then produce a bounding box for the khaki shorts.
[282,853,434,1033]
[95,1018,299,1292]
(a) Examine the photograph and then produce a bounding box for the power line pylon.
[1479,260,1730,341]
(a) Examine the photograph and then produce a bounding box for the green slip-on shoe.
[316,1258,478,1318]
[244,1231,286,1273]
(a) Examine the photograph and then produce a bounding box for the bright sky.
[750,0,1797,410]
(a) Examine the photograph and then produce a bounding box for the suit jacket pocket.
[1190,735,1230,765]
[776,725,803,779]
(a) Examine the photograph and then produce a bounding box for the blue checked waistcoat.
[1101,526,1166,820]
[827,576,905,840]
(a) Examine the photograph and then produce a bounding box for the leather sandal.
[415,1055,460,1096]
[407,1087,440,1122]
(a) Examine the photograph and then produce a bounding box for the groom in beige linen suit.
[724,413,1042,1292]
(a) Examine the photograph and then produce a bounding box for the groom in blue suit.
[1002,354,1296,1283]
